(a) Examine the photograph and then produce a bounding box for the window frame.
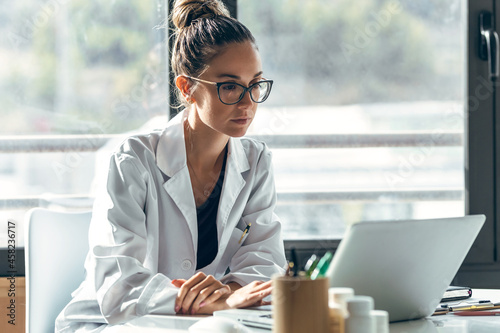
[454,0,500,287]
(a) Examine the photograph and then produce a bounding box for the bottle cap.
[347,295,374,316]
[329,287,355,304]
[329,287,355,317]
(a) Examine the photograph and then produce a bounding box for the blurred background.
[0,0,464,246]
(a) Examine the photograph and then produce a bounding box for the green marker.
[304,254,319,277]
[310,251,333,280]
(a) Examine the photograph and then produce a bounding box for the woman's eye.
[222,84,237,91]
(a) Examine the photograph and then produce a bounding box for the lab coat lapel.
[156,111,198,252]
[217,138,250,245]
[155,110,252,255]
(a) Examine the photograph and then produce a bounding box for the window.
[0,0,168,256]
[1,0,499,287]
[239,0,465,240]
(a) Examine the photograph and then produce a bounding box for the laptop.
[327,215,485,322]
[214,306,273,330]
[215,215,485,327]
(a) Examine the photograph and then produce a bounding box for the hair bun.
[172,0,230,30]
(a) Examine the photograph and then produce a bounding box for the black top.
[195,148,228,270]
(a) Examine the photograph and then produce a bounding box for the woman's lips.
[231,118,250,125]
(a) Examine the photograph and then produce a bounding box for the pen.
[238,223,251,244]
[433,301,500,315]
[439,299,490,309]
[290,247,299,277]
[285,261,294,277]
[453,310,500,316]
[304,254,319,277]
[310,251,333,280]
[449,301,496,312]
[433,307,449,315]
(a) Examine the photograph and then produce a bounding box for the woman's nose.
[237,90,254,108]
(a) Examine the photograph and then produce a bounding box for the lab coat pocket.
[217,228,244,276]
[227,227,245,256]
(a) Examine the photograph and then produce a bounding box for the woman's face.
[190,41,263,138]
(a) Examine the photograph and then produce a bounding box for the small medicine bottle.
[345,296,375,333]
[328,288,354,318]
[371,310,389,333]
[328,302,345,333]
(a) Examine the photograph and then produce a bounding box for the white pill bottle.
[345,296,375,333]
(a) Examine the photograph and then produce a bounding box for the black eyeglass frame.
[185,76,274,105]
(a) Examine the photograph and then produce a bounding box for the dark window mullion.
[465,0,496,265]
[494,0,500,264]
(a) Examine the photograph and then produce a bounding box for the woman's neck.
[184,113,229,172]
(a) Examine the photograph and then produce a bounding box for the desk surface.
[102,289,500,333]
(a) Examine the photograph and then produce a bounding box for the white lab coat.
[55,110,287,332]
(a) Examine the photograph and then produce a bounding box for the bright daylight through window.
[0,0,465,247]
[1,0,168,247]
[239,0,465,239]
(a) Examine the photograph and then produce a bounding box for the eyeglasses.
[185,76,273,105]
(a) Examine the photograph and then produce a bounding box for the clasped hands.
[171,272,272,315]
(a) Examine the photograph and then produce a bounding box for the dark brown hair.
[171,0,256,106]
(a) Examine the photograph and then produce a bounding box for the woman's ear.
[175,76,195,103]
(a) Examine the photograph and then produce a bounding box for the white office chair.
[25,207,92,333]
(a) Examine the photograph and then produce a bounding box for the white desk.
[102,289,500,333]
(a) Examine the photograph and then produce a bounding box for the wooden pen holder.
[272,275,329,333]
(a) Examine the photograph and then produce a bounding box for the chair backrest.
[25,207,91,333]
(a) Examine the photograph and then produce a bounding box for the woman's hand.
[194,280,273,315]
[225,280,272,308]
[172,272,231,314]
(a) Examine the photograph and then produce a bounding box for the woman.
[55,0,286,331]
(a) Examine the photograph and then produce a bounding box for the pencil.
[453,310,500,316]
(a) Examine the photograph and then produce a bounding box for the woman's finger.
[226,283,273,309]
[249,280,272,291]
[179,275,224,314]
[175,273,206,313]
[188,283,221,314]
[248,285,272,301]
[191,284,231,314]
[171,279,186,288]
